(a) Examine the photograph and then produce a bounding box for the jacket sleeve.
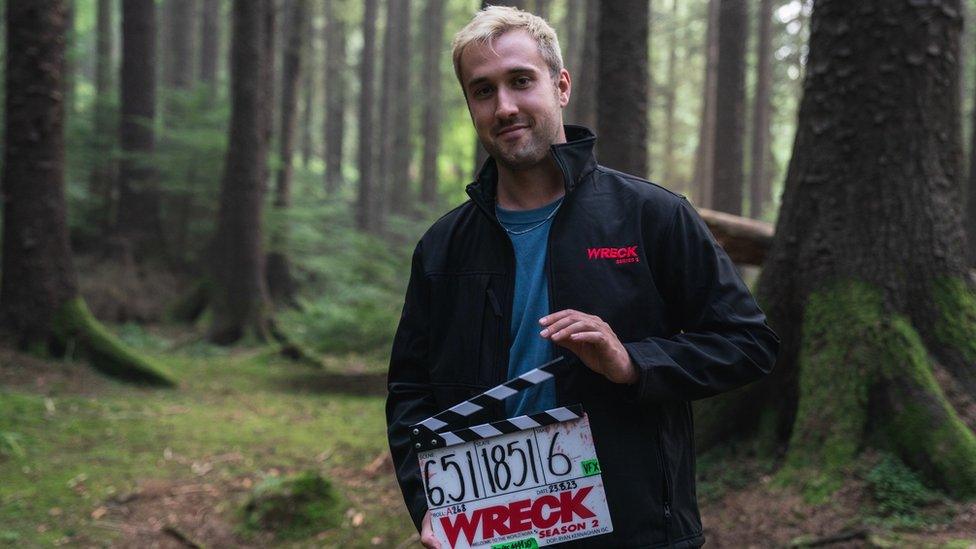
[386,241,437,531]
[622,198,779,402]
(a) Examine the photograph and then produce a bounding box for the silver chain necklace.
[499,202,562,236]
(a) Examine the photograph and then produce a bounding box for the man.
[386,6,778,548]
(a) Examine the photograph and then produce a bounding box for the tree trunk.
[299,29,316,167]
[377,0,399,225]
[209,0,275,344]
[748,0,772,219]
[268,0,307,305]
[691,0,719,207]
[389,0,412,216]
[968,5,976,266]
[90,0,115,234]
[705,0,976,499]
[357,0,378,231]
[710,0,746,214]
[163,0,194,95]
[566,0,598,129]
[663,0,678,189]
[116,0,164,257]
[198,0,219,87]
[533,0,550,19]
[2,0,171,386]
[324,0,347,194]
[420,0,446,209]
[561,0,583,94]
[596,0,648,178]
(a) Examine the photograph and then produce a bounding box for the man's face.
[459,30,571,172]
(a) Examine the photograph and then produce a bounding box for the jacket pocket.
[427,273,499,386]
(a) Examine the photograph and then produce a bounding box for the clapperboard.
[410,357,613,548]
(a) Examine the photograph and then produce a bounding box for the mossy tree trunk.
[1,0,172,387]
[698,0,976,499]
[209,0,275,344]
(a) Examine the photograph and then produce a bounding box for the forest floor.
[1,324,976,548]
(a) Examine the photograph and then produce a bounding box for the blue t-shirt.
[496,198,563,417]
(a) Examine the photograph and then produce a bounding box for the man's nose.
[494,88,519,119]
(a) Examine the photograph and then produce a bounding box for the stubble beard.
[483,109,562,172]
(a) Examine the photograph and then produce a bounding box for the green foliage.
[274,181,429,356]
[0,431,25,459]
[243,471,346,539]
[865,454,938,519]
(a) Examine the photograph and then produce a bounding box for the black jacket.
[386,126,779,547]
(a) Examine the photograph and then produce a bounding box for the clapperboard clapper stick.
[410,356,614,548]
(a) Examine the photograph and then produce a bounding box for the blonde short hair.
[451,5,563,85]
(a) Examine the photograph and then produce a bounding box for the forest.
[2,0,976,546]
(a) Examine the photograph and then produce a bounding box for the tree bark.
[710,0,746,214]
[561,0,583,96]
[596,0,648,178]
[420,0,446,209]
[163,0,194,94]
[357,0,379,231]
[324,0,347,194]
[706,0,976,498]
[566,0,598,129]
[663,0,678,189]
[748,0,772,219]
[116,0,164,257]
[2,0,171,385]
[268,0,307,305]
[692,0,719,207]
[300,29,316,167]
[209,0,275,344]
[389,0,413,216]
[198,0,219,87]
[533,0,551,19]
[90,0,115,234]
[968,3,976,266]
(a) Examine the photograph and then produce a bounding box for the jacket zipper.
[657,411,674,548]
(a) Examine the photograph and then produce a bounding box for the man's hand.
[540,309,638,385]
[420,511,441,548]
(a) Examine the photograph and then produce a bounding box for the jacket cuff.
[622,340,671,402]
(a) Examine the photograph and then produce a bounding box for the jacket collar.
[465,125,598,217]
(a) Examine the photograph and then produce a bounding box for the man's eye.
[473,86,492,98]
[514,76,531,87]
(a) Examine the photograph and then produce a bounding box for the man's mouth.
[496,124,529,137]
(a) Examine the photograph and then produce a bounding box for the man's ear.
[558,68,571,108]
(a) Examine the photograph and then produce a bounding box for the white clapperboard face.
[411,358,613,548]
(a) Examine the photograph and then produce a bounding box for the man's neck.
[496,156,565,211]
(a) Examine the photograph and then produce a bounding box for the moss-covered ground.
[2,322,976,547]
[0,324,413,548]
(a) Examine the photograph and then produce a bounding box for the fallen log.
[697,208,774,266]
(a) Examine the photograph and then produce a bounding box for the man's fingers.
[547,319,596,341]
[539,309,580,326]
[421,512,440,549]
[569,331,606,344]
[540,315,586,337]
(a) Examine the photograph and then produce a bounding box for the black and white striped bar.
[412,356,569,434]
[413,404,584,452]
